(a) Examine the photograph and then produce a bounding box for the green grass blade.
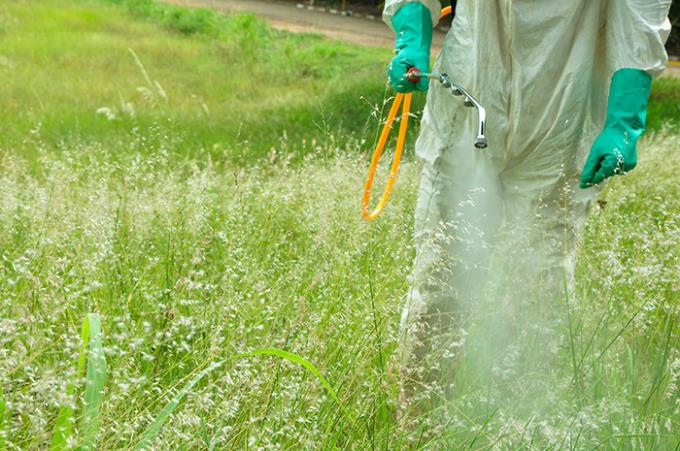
[79,313,107,450]
[0,387,8,450]
[135,348,343,450]
[134,360,224,450]
[590,305,644,371]
[51,387,76,448]
[466,408,499,450]
[249,348,342,406]
[51,315,92,450]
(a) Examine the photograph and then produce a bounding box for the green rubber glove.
[387,2,433,93]
[580,68,652,189]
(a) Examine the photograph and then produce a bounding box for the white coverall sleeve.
[607,0,672,77]
[383,0,442,31]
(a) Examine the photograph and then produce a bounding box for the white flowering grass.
[0,133,678,448]
[1,0,679,448]
[0,140,416,449]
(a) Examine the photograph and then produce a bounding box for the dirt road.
[164,0,447,50]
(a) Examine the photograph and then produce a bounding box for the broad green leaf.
[51,314,105,451]
[79,313,107,450]
[0,387,8,450]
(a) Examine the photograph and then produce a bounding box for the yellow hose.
[362,6,453,221]
[361,92,411,220]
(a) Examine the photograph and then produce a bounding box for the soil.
[163,0,447,50]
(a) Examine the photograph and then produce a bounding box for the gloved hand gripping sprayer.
[361,6,487,221]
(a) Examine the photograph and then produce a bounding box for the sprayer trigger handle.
[406,67,422,83]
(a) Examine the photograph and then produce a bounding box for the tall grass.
[1,131,677,448]
[51,314,106,450]
[0,0,401,165]
[0,0,678,448]
[0,140,417,448]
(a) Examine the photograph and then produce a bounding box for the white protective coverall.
[383,1,672,374]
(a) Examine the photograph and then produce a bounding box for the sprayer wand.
[406,68,487,149]
[361,39,488,221]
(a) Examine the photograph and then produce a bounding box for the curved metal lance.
[405,69,488,150]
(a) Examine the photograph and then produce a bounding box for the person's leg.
[398,120,504,415]
[473,145,601,386]
[497,150,599,306]
[395,0,514,419]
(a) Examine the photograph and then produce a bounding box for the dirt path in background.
[163,0,447,51]
[165,0,678,78]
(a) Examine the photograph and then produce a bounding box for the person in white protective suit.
[383,0,672,405]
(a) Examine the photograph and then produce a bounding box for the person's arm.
[580,0,672,188]
[383,1,441,92]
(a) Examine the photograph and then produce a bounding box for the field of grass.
[0,0,405,165]
[1,0,679,448]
